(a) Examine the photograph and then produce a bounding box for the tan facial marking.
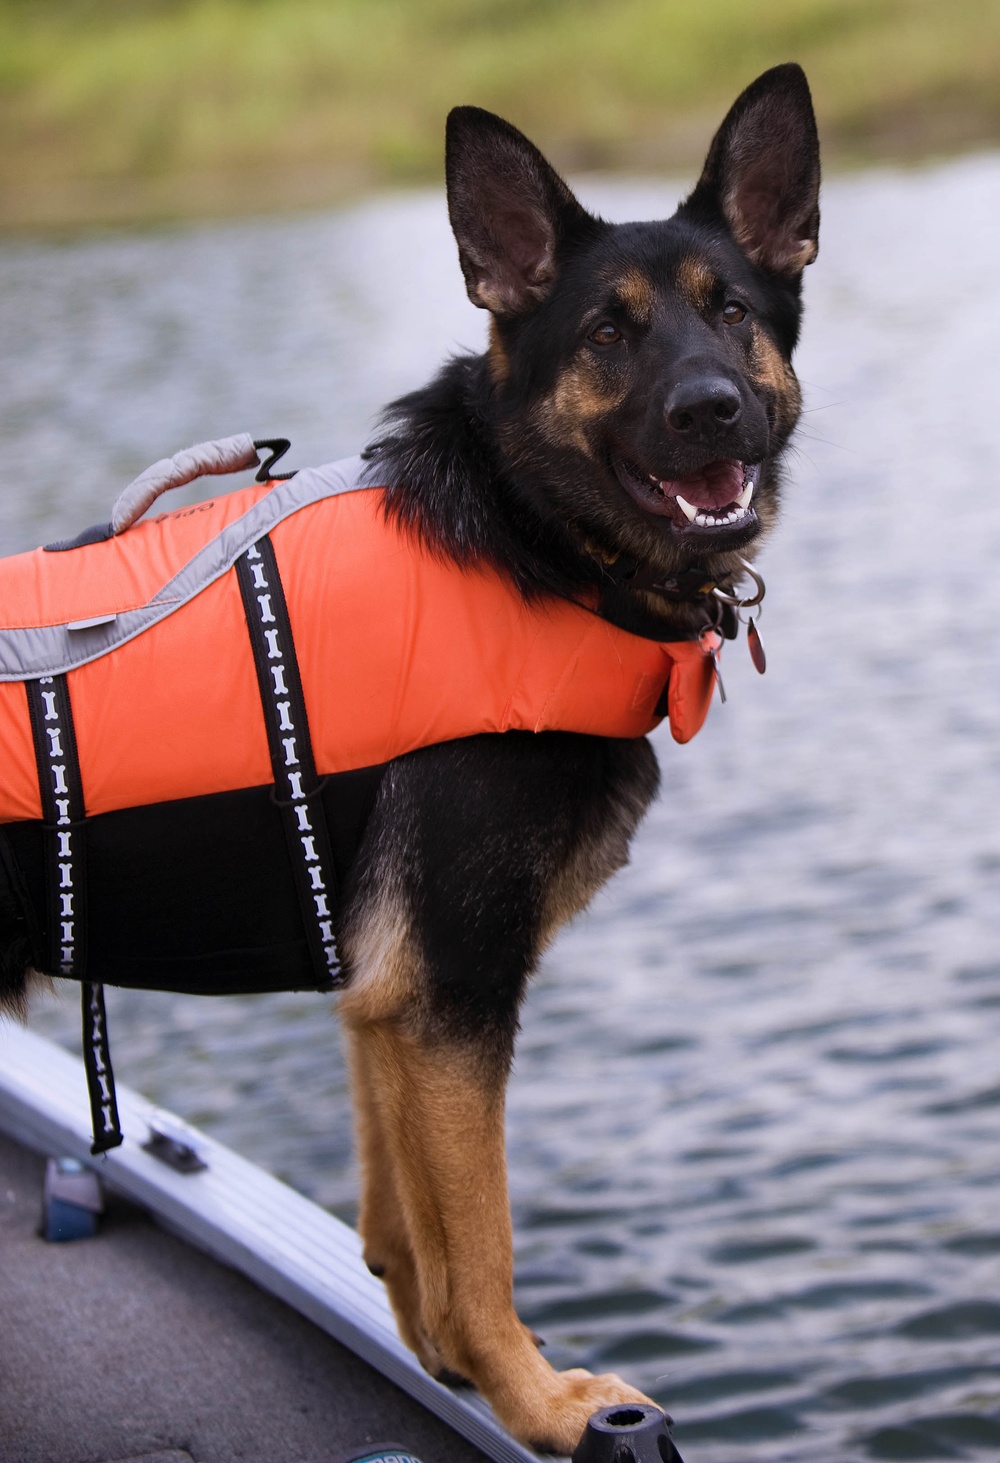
[613,268,654,324]
[487,318,510,385]
[749,320,802,434]
[676,254,716,311]
[533,356,626,455]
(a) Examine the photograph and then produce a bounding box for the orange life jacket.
[0,448,722,1152]
[0,460,718,827]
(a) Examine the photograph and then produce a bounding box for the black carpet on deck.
[0,1131,489,1463]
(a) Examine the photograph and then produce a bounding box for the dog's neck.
[364,352,735,643]
[577,545,741,642]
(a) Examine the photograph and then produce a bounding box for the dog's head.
[446,64,820,591]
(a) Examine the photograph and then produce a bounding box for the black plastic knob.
[572,1403,684,1463]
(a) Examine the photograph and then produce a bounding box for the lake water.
[5,154,1000,1461]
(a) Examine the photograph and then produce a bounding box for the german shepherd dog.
[0,64,819,1454]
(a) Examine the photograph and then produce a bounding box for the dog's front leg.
[345,1013,454,1378]
[337,735,660,1449]
[343,1012,653,1454]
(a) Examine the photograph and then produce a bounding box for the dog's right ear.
[446,107,593,317]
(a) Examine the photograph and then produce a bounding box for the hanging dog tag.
[699,626,726,704]
[705,641,726,703]
[711,647,727,703]
[747,616,766,675]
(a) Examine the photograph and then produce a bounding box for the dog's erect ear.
[446,107,592,317]
[685,63,820,278]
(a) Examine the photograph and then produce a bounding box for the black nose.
[666,375,742,435]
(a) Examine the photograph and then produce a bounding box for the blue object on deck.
[42,1156,103,1241]
[332,1449,423,1463]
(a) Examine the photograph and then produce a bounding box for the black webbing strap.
[25,675,123,1153]
[80,982,121,1155]
[236,536,344,989]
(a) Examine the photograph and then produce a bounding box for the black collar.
[585,539,774,647]
[583,548,738,641]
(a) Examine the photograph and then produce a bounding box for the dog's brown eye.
[589,323,622,345]
[722,301,747,325]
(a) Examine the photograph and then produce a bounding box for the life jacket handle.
[109,433,294,537]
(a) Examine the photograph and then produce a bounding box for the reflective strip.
[24,674,86,978]
[0,455,367,682]
[236,536,344,990]
[25,674,122,1154]
[81,982,124,1155]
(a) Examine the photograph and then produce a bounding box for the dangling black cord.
[81,982,123,1155]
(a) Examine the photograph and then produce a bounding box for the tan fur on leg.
[346,1022,451,1374]
[338,819,652,1450]
[339,882,455,1372]
[344,1015,652,1453]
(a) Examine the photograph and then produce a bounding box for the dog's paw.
[514,1367,656,1455]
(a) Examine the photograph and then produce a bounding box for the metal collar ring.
[712,558,766,609]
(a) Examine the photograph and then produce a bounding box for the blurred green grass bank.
[2,0,999,230]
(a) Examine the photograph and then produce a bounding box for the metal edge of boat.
[0,1020,557,1463]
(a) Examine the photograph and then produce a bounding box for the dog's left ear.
[685,63,820,278]
[446,106,594,317]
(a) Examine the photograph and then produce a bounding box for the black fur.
[1,66,820,1449]
[369,64,818,644]
[0,838,33,1017]
[349,63,820,1052]
[1,64,820,1045]
[343,731,659,1061]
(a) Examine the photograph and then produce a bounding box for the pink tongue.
[661,460,744,510]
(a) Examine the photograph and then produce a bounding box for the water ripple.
[12,154,1000,1458]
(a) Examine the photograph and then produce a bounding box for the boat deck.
[0,1024,553,1463]
[0,1126,493,1463]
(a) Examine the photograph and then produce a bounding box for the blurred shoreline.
[2,0,998,235]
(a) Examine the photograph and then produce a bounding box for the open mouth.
[614,457,761,532]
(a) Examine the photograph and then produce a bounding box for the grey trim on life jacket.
[0,453,367,683]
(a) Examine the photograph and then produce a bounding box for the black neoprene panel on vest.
[0,764,386,996]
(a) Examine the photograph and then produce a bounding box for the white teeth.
[693,506,743,527]
[652,467,758,528]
